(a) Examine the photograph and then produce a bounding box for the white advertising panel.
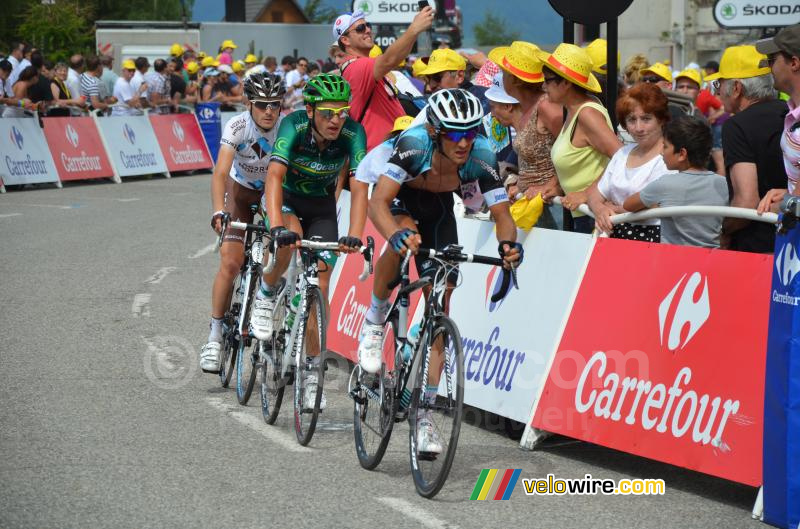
[0,118,60,185]
[95,115,168,177]
[713,0,800,28]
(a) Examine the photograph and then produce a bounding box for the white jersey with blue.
[220,111,282,191]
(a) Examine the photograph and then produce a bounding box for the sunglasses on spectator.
[345,22,372,36]
[641,76,662,84]
[316,105,350,120]
[252,100,281,111]
[442,128,480,143]
[427,71,455,84]
[543,74,561,84]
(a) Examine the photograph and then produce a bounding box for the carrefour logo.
[775,242,800,287]
[485,267,509,312]
[172,120,185,142]
[123,123,136,145]
[658,272,710,351]
[65,123,79,148]
[199,107,216,120]
[9,126,23,150]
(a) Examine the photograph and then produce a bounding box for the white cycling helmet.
[426,89,484,131]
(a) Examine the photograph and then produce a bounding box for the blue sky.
[191,0,564,47]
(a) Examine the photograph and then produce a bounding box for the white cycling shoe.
[200,342,221,373]
[303,373,327,411]
[250,297,275,340]
[417,413,443,455]
[357,320,384,374]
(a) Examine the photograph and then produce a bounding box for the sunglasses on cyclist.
[316,105,350,120]
[442,128,480,143]
[252,100,281,111]
[345,22,372,36]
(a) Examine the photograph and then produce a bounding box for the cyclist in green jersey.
[250,73,368,409]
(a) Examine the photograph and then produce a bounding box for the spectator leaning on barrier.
[49,62,84,115]
[587,83,672,240]
[112,59,143,116]
[131,57,149,100]
[3,66,38,117]
[80,56,112,112]
[420,48,487,107]
[28,50,54,110]
[756,23,800,214]
[100,55,118,100]
[624,115,729,248]
[483,72,520,181]
[706,45,788,253]
[66,54,84,105]
[0,60,13,106]
[540,43,623,234]
[183,61,200,104]
[201,68,220,101]
[168,58,187,103]
[8,42,31,89]
[334,7,434,149]
[145,58,172,113]
[491,41,563,228]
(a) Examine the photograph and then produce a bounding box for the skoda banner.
[0,118,60,186]
[762,219,800,529]
[713,0,800,28]
[95,116,168,178]
[149,114,213,172]
[42,117,114,181]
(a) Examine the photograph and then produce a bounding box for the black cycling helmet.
[243,71,285,101]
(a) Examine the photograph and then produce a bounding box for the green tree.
[472,12,520,47]
[18,0,95,63]
[303,0,338,24]
[93,0,194,21]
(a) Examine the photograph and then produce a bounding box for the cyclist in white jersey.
[200,72,286,373]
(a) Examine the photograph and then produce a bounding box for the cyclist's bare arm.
[265,160,289,230]
[368,175,404,241]
[349,176,369,241]
[488,201,521,267]
[211,145,236,231]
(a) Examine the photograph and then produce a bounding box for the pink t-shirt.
[341,56,404,150]
[218,51,233,66]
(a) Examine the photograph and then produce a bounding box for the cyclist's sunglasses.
[252,100,281,111]
[345,22,372,35]
[442,127,480,142]
[317,105,350,120]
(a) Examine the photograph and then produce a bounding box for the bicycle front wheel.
[408,315,464,498]
[353,318,398,470]
[235,270,260,404]
[261,324,287,424]
[219,271,245,388]
[293,286,327,446]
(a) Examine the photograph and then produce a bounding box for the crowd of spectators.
[2,20,799,254]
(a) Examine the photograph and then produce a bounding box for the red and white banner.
[149,114,213,172]
[42,117,114,181]
[531,238,772,486]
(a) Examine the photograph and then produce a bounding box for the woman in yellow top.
[538,43,622,233]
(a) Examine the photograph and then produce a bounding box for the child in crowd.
[623,116,729,248]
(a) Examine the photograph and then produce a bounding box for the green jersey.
[269,110,367,197]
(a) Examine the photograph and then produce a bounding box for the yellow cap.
[489,41,544,83]
[675,68,702,86]
[232,60,245,73]
[121,59,136,70]
[640,62,673,82]
[201,56,219,68]
[197,51,207,60]
[419,48,466,75]
[391,115,414,133]
[704,45,771,81]
[412,57,428,78]
[185,61,199,75]
[583,38,620,75]
[369,45,383,58]
[244,53,258,64]
[221,39,238,50]
[170,43,184,57]
[537,43,601,93]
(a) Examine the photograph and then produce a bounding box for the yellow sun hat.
[391,115,414,133]
[703,45,771,81]
[121,59,136,70]
[675,68,702,86]
[537,43,601,93]
[419,48,467,75]
[640,62,673,82]
[232,60,245,73]
[369,44,383,58]
[244,53,258,64]
[412,57,429,78]
[488,41,544,83]
[201,56,219,68]
[170,43,184,58]
[220,39,238,50]
[185,61,199,75]
[583,38,620,75]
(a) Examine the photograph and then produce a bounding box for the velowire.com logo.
[470,469,521,500]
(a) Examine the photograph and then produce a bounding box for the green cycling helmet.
[303,73,351,104]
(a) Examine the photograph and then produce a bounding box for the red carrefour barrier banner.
[149,114,213,172]
[42,117,114,181]
[532,238,772,486]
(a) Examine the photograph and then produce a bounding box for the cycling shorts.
[282,191,339,267]
[223,177,262,243]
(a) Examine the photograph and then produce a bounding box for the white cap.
[203,68,219,77]
[217,64,234,74]
[332,10,366,40]
[485,73,519,104]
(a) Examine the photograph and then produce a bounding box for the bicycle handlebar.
[263,234,374,281]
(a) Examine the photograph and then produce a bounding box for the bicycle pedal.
[349,389,366,405]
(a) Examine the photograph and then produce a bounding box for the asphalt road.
[0,174,764,529]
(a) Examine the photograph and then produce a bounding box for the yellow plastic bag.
[509,194,544,231]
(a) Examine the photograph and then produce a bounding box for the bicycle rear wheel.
[408,315,464,498]
[219,271,245,388]
[353,318,399,470]
[293,286,326,446]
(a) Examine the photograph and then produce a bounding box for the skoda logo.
[65,123,79,148]
[123,123,136,145]
[720,3,736,19]
[358,0,373,15]
[9,125,23,150]
[172,120,185,142]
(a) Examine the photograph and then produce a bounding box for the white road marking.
[4,203,73,210]
[205,396,311,453]
[0,213,22,218]
[132,293,152,317]
[188,242,217,259]
[375,497,456,529]
[117,198,140,202]
[145,266,177,285]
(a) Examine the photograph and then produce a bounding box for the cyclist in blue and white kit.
[200,72,286,373]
